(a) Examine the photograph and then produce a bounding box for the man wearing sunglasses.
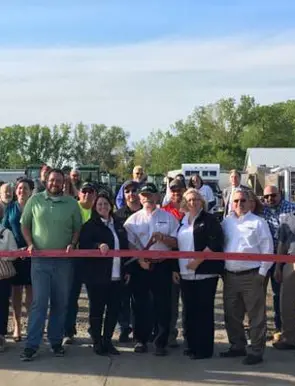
[115,166,146,209]
[64,182,97,344]
[263,185,295,344]
[221,189,273,365]
[115,180,141,343]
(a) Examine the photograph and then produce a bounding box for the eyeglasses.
[264,193,277,199]
[233,199,246,204]
[125,189,138,194]
[135,172,143,175]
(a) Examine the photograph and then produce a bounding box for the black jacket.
[78,213,130,284]
[179,210,224,275]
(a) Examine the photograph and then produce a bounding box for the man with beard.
[116,166,145,209]
[70,168,82,199]
[0,183,14,220]
[115,180,141,342]
[124,183,178,356]
[20,169,82,361]
[33,164,52,194]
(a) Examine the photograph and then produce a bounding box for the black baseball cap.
[80,182,97,193]
[123,180,140,191]
[138,182,158,194]
[169,178,186,190]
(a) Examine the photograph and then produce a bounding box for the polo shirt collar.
[44,190,67,202]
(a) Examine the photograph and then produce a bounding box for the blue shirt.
[263,199,295,251]
[2,201,27,248]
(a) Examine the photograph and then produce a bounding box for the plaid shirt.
[263,199,295,251]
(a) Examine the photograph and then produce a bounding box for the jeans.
[26,258,73,349]
[64,263,83,337]
[0,279,11,336]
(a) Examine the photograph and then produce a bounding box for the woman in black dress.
[79,192,130,355]
[2,178,34,341]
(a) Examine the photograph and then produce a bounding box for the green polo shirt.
[20,191,82,250]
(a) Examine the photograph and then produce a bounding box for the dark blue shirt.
[2,201,26,248]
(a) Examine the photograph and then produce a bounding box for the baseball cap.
[80,182,97,193]
[123,180,140,190]
[169,178,186,190]
[138,182,158,194]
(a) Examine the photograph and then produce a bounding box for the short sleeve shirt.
[124,207,178,251]
[21,191,82,250]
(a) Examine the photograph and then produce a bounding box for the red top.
[162,202,185,222]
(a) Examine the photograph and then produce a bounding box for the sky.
[1,0,295,142]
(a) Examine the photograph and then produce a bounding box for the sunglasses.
[264,193,277,199]
[81,189,95,194]
[125,189,138,194]
[233,199,246,204]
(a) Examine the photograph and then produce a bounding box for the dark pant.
[130,265,172,348]
[181,277,218,358]
[267,264,281,331]
[118,283,132,333]
[0,279,11,336]
[64,263,83,337]
[86,281,122,344]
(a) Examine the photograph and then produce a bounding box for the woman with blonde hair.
[173,188,224,360]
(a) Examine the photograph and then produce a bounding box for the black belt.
[226,267,259,276]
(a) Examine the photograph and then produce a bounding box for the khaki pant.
[223,269,266,356]
[280,263,295,344]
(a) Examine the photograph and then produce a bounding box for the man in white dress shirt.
[221,189,273,365]
[223,169,250,217]
[124,182,178,356]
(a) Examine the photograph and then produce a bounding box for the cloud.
[0,32,295,142]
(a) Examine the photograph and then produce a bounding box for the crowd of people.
[0,165,295,366]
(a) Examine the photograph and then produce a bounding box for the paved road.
[1,338,295,386]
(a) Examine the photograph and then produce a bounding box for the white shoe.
[0,335,6,352]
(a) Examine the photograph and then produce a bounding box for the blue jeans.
[26,258,73,350]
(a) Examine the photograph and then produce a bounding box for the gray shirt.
[278,213,295,255]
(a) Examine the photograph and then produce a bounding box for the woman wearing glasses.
[173,188,224,360]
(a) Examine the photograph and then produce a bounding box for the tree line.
[1,96,295,178]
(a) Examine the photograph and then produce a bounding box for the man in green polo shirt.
[20,169,82,362]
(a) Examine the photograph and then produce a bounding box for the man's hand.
[151,232,164,243]
[138,259,150,270]
[99,243,109,254]
[186,258,203,271]
[27,244,35,256]
[172,272,180,284]
[66,244,75,253]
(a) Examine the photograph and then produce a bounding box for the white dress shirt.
[222,211,274,276]
[124,207,178,251]
[177,213,217,280]
[101,218,121,280]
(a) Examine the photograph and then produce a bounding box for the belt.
[226,267,259,276]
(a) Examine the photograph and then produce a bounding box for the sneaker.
[0,335,6,353]
[51,344,65,357]
[242,354,263,365]
[134,342,148,353]
[63,336,74,345]
[20,348,37,362]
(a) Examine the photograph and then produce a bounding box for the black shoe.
[242,354,263,365]
[273,341,295,350]
[154,347,168,357]
[119,329,132,343]
[220,348,247,358]
[20,348,37,362]
[93,343,107,356]
[183,348,193,356]
[189,353,212,360]
[51,344,65,357]
[105,342,120,355]
[134,342,148,353]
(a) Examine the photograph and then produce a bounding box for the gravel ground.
[7,279,277,343]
